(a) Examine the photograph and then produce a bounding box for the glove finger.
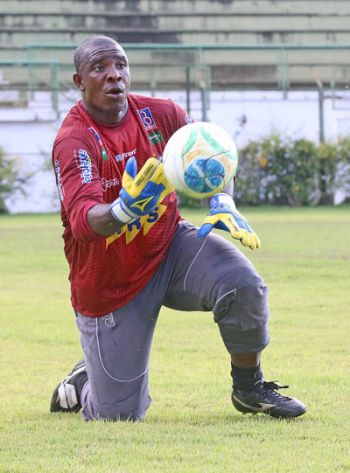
[210,213,242,240]
[242,230,258,249]
[151,162,175,193]
[225,216,244,241]
[247,234,257,250]
[244,231,260,250]
[239,235,250,247]
[125,156,138,179]
[197,223,214,238]
[134,158,159,190]
[255,234,261,249]
[249,232,259,250]
[150,162,166,184]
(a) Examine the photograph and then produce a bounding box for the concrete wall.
[1,1,350,90]
[2,89,350,212]
[2,1,350,46]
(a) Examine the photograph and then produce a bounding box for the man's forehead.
[85,44,127,64]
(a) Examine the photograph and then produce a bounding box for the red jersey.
[52,94,191,316]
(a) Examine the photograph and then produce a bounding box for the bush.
[235,133,350,206]
[334,137,350,203]
[0,148,25,213]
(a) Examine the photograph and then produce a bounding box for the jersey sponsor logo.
[101,177,120,192]
[147,130,163,144]
[115,148,136,162]
[138,107,155,129]
[54,158,64,201]
[78,149,92,184]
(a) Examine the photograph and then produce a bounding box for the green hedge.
[0,148,25,213]
[235,134,350,206]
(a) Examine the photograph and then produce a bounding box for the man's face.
[75,42,130,123]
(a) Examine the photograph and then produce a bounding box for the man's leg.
[50,268,168,421]
[163,221,306,418]
[76,308,155,421]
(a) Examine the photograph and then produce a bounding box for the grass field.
[1,207,350,473]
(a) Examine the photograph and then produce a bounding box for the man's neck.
[82,101,129,125]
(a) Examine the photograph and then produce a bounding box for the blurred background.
[1,0,350,212]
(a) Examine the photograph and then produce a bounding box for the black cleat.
[50,360,87,413]
[232,380,307,419]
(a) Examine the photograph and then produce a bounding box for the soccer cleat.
[232,380,307,419]
[50,360,87,413]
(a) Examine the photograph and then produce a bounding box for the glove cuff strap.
[110,198,137,224]
[210,193,236,210]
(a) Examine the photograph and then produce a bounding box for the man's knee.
[93,404,148,422]
[213,284,270,353]
[82,383,151,422]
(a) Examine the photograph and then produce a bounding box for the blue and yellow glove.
[197,193,261,250]
[110,157,172,224]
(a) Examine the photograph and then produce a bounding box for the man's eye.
[93,64,104,72]
[118,63,127,69]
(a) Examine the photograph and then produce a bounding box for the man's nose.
[106,65,121,81]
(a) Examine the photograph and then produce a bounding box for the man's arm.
[87,204,124,237]
[223,179,234,198]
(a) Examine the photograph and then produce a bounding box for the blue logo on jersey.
[138,107,155,129]
[78,149,92,184]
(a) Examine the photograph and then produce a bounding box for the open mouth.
[105,87,124,96]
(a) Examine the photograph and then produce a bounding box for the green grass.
[1,207,350,473]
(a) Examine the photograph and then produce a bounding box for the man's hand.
[110,157,172,224]
[197,193,261,250]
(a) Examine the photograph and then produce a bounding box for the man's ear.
[73,73,85,91]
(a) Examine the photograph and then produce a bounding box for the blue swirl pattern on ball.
[184,158,225,194]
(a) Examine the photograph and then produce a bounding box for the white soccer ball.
[162,121,238,199]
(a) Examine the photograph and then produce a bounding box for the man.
[50,35,306,421]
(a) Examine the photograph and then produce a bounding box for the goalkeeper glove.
[197,193,261,250]
[110,157,170,224]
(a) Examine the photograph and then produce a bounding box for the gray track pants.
[77,220,269,421]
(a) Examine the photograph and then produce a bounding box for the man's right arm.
[53,138,172,240]
[53,136,111,241]
[87,204,124,237]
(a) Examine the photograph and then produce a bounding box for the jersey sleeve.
[168,99,194,131]
[52,134,105,242]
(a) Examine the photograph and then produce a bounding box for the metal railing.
[1,43,350,118]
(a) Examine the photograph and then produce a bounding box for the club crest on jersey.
[138,107,155,129]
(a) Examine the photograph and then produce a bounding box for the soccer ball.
[162,121,238,199]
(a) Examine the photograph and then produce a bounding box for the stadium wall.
[1,0,350,210]
[2,89,349,213]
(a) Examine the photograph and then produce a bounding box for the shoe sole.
[232,396,307,419]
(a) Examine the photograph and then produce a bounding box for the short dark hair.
[73,36,120,73]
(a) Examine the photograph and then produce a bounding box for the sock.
[231,363,263,391]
